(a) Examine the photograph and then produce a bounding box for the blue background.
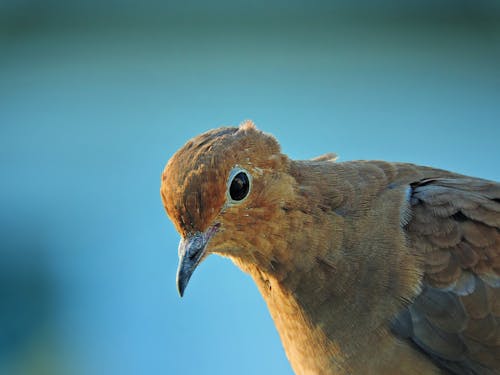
[1,1,499,374]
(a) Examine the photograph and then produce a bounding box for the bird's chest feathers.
[242,185,423,374]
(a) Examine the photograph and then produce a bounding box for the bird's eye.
[230,172,249,201]
[228,168,251,202]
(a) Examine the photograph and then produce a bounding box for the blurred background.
[1,1,499,374]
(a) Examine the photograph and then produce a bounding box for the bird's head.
[161,121,295,296]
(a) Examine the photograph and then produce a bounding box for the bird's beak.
[176,225,218,297]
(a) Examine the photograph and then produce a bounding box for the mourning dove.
[160,121,500,375]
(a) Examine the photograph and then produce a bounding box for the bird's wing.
[395,177,500,375]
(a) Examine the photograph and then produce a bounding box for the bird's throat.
[243,249,425,375]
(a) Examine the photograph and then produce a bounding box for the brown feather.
[161,122,500,374]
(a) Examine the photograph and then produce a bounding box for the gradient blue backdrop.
[1,1,499,374]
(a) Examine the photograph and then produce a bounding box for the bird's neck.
[240,213,422,373]
[232,160,425,374]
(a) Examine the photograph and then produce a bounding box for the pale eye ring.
[227,167,251,203]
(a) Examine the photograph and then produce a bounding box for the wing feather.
[396,177,500,374]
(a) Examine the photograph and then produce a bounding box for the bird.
[160,121,500,375]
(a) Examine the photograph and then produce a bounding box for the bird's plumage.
[161,121,499,374]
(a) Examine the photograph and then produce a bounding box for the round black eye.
[229,171,250,201]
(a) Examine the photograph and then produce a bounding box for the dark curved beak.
[176,226,218,297]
